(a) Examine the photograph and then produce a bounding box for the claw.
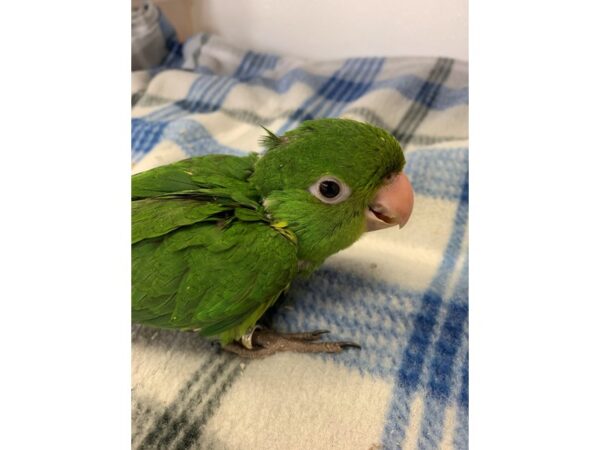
[340,342,361,349]
[310,329,330,337]
[224,328,362,357]
[275,329,331,341]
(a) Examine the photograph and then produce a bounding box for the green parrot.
[132,118,414,357]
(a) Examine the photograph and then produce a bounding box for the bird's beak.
[365,172,414,231]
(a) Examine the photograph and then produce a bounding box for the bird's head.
[250,118,414,264]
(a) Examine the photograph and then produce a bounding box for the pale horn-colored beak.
[365,172,414,231]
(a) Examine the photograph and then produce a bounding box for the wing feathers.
[132,153,297,344]
[132,221,297,343]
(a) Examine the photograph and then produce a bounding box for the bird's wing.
[132,198,229,244]
[132,153,259,201]
[132,153,265,244]
[132,221,298,344]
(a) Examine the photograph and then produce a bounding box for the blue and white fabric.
[132,32,469,450]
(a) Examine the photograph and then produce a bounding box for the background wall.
[156,0,468,61]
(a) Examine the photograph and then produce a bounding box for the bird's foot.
[222,327,360,359]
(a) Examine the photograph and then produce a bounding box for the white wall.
[188,0,468,61]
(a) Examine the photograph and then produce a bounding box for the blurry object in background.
[132,0,178,70]
[153,0,194,42]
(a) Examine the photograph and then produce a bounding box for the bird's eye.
[309,176,351,204]
[319,180,340,198]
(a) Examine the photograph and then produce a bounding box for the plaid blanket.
[131,33,468,450]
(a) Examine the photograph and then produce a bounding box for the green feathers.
[132,222,296,344]
[132,118,406,344]
[251,119,406,263]
[251,119,404,198]
[258,125,284,150]
[132,153,297,344]
[132,199,227,244]
[132,153,259,200]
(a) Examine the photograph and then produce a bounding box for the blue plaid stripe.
[277,58,384,133]
[392,58,455,146]
[382,173,469,447]
[460,351,469,408]
[406,148,469,200]
[454,345,469,449]
[233,51,279,81]
[134,52,466,160]
[237,66,467,113]
[141,51,465,126]
[249,67,323,94]
[131,118,169,162]
[375,74,469,110]
[418,301,468,448]
[428,173,469,296]
[162,119,244,157]
[143,50,280,124]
